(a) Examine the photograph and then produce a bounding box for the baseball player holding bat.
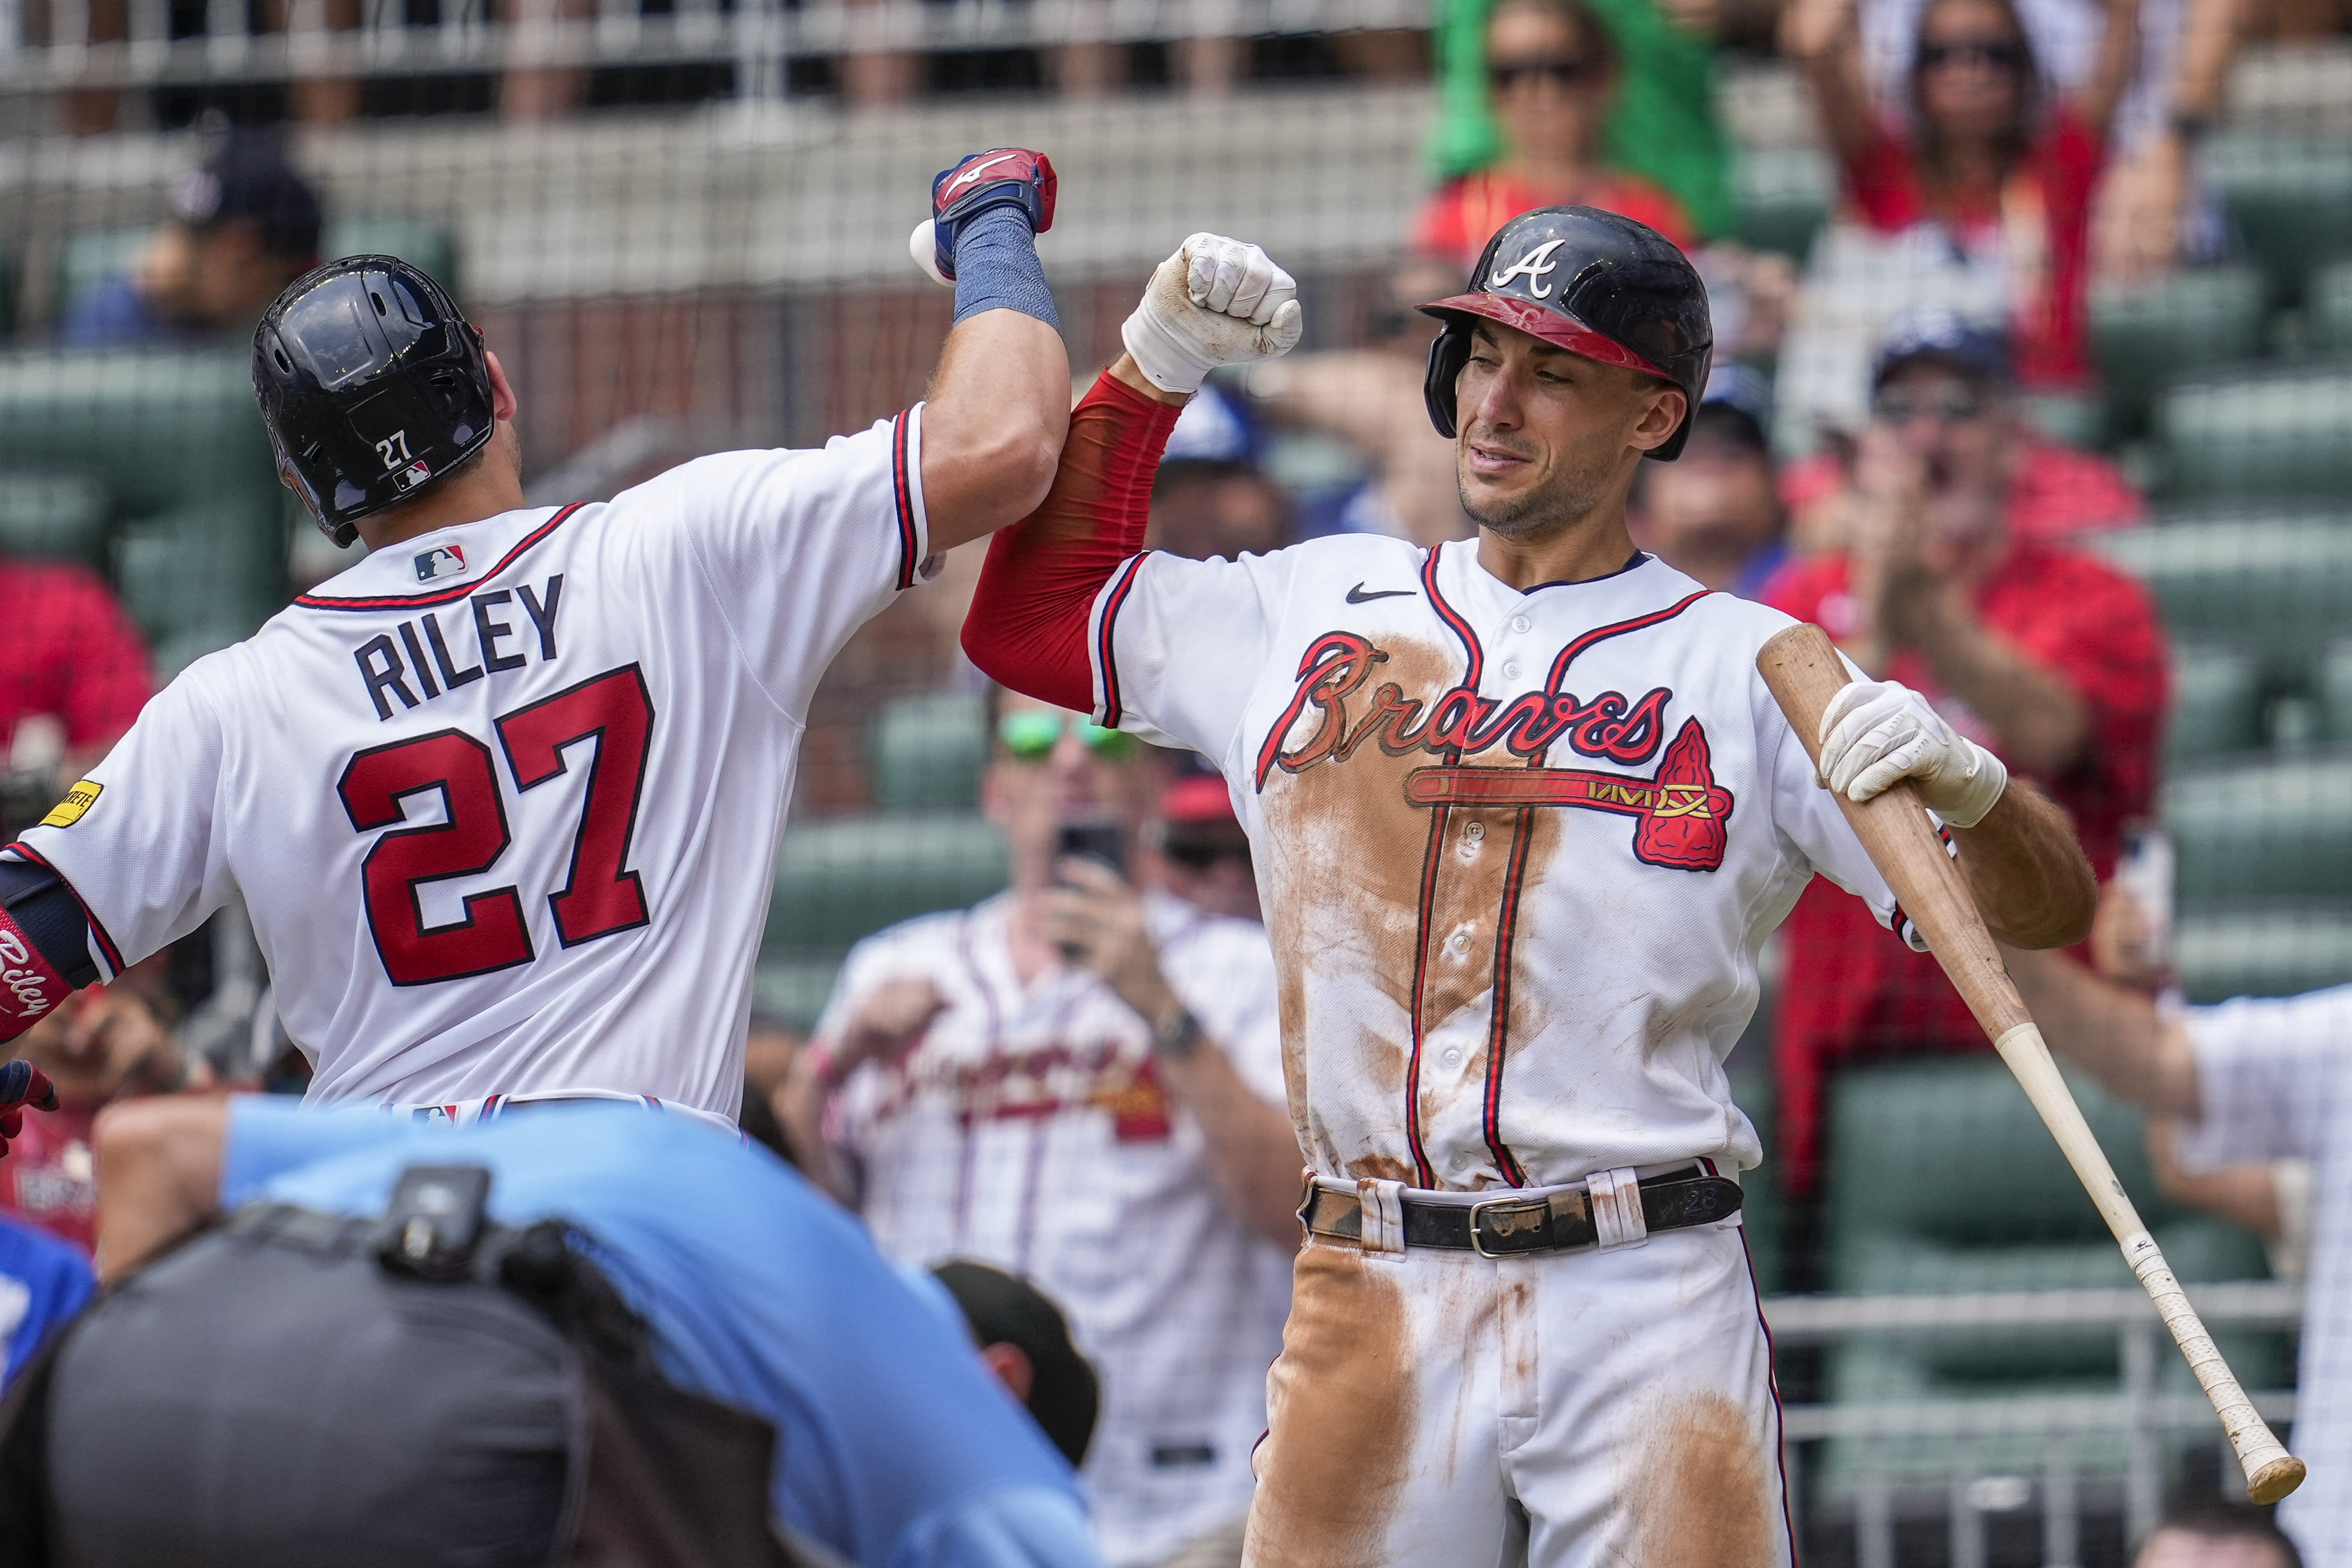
[0,148,1072,1126]
[961,207,2099,1565]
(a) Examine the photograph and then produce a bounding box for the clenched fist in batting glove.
[1121,234,1304,395]
[0,1059,57,1158]
[1817,677,2008,829]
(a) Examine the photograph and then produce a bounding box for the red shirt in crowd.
[1779,438,2145,542]
[0,1104,98,1254]
[1414,168,1697,271]
[1762,537,2167,1194]
[1838,107,2106,389]
[0,559,152,761]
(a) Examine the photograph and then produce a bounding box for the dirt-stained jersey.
[9,412,931,1119]
[1086,535,1915,1191]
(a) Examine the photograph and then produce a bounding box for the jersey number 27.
[336,665,655,986]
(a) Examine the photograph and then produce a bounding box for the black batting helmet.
[253,256,496,549]
[1420,206,1713,461]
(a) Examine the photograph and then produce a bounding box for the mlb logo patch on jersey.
[413,545,467,583]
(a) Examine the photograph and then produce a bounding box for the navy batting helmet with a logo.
[253,256,497,549]
[1419,206,1714,461]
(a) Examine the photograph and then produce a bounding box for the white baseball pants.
[1242,1203,1794,1568]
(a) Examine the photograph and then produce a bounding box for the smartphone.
[376,1163,493,1280]
[1055,816,1127,879]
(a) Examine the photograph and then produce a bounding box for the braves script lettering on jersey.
[820,892,1291,1568]
[7,413,931,1117]
[1092,534,1913,1192]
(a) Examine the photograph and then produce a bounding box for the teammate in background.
[780,686,1300,1568]
[62,129,324,350]
[961,209,2096,1564]
[2001,946,2350,1562]
[2132,1502,2305,1568]
[42,1096,1102,1567]
[1761,311,2166,1208]
[0,150,1072,1127]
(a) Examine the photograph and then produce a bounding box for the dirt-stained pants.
[1241,1219,1792,1568]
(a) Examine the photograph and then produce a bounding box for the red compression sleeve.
[961,371,1183,714]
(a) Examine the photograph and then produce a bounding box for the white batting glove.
[1817,678,2009,829]
[1120,233,1304,395]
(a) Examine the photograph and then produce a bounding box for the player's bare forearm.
[1106,351,1188,408]
[92,1093,228,1282]
[1896,586,2089,775]
[2000,944,2202,1116]
[922,309,1073,553]
[1948,779,2095,949]
[2081,0,2144,135]
[776,1052,862,1210]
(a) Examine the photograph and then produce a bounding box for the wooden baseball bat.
[1757,622,2306,1505]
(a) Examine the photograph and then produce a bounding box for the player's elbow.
[926,408,1063,539]
[1987,843,2098,951]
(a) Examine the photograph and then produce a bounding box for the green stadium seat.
[1815,1057,2276,1498]
[2309,260,2352,357]
[2091,264,2267,441]
[55,216,461,328]
[2166,640,2265,762]
[2092,514,2352,683]
[764,811,1008,954]
[1734,147,1833,262]
[869,691,988,811]
[0,350,285,655]
[2155,361,2352,499]
[2318,636,2352,743]
[2165,749,2352,906]
[750,954,852,1034]
[0,471,110,567]
[2205,134,2352,305]
[2177,902,2352,1003]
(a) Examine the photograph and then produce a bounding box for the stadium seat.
[1734,147,1834,261]
[2092,513,2352,683]
[2165,640,2265,762]
[0,471,110,567]
[764,811,1009,954]
[1815,1057,2276,1498]
[2309,259,2352,356]
[869,691,989,811]
[2178,902,2352,1003]
[2154,362,2352,499]
[2090,264,2267,441]
[2205,134,2352,305]
[54,217,461,328]
[2165,749,2352,905]
[2318,637,2352,743]
[0,349,285,664]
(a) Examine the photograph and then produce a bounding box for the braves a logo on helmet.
[413,545,467,583]
[1487,238,1570,300]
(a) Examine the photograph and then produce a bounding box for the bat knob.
[2246,1454,2306,1504]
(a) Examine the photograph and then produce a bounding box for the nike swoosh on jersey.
[949,152,1022,192]
[1344,583,1417,604]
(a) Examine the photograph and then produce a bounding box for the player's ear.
[484,350,520,424]
[1629,381,1686,454]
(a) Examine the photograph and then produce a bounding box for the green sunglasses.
[998,709,1139,762]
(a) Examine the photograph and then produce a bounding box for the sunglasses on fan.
[1918,39,2027,70]
[1488,57,1602,91]
[998,710,1140,763]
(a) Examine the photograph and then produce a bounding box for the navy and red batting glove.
[929,148,1057,282]
[0,1061,57,1158]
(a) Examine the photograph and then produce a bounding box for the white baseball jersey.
[819,890,1293,1568]
[2170,985,2352,1565]
[9,411,932,1119]
[1088,535,1916,1191]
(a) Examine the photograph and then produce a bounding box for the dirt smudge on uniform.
[1345,1154,1415,1182]
[1245,1246,1419,1568]
[1609,1390,1778,1567]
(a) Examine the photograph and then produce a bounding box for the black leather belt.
[1300,1166,1743,1257]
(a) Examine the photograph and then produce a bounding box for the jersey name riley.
[348,574,565,720]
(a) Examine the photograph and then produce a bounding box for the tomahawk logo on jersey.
[1089,528,1922,1192]
[2,411,932,1118]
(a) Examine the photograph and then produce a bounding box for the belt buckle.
[1468,1195,1550,1257]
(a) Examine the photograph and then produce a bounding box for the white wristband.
[1121,303,1215,395]
[1938,738,2009,830]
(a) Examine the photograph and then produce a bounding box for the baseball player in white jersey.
[961,208,2099,1565]
[0,150,1078,1124]
[782,691,1300,1568]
